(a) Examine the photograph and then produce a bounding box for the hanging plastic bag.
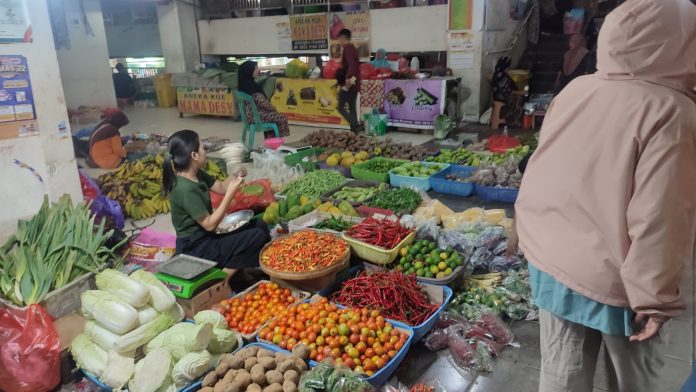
[323,60,343,79]
[90,194,125,230]
[79,170,101,201]
[210,179,274,213]
[285,59,309,79]
[0,305,61,392]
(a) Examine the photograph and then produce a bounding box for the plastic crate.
[475,184,519,203]
[343,231,416,265]
[351,157,409,183]
[430,165,476,197]
[318,161,352,178]
[284,147,325,171]
[388,162,450,192]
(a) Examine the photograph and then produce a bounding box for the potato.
[214,382,227,392]
[239,348,257,361]
[223,369,238,384]
[216,363,230,377]
[283,369,299,385]
[263,383,283,392]
[225,355,245,370]
[246,346,260,356]
[256,348,274,358]
[247,384,263,392]
[282,380,297,392]
[276,360,297,374]
[293,358,307,372]
[250,364,266,385]
[265,370,284,385]
[219,354,235,366]
[224,385,241,392]
[201,387,214,392]
[202,372,219,387]
[274,352,289,363]
[234,371,252,390]
[291,344,310,360]
[257,357,276,371]
[244,357,258,372]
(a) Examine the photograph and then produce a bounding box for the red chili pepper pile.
[261,230,348,272]
[332,271,439,325]
[410,384,434,392]
[346,217,413,249]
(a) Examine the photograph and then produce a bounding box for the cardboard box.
[55,313,87,351]
[176,280,231,319]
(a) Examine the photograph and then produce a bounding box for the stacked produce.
[302,131,433,161]
[260,231,349,273]
[0,195,124,306]
[365,188,421,215]
[258,298,410,375]
[298,361,374,392]
[354,158,406,175]
[466,158,523,189]
[315,200,360,218]
[320,150,370,168]
[394,239,464,279]
[70,269,181,390]
[200,344,311,392]
[263,195,321,225]
[214,282,300,335]
[281,170,346,199]
[312,217,353,232]
[326,183,388,204]
[332,271,439,326]
[99,154,226,220]
[390,162,446,178]
[346,218,413,249]
[426,145,529,167]
[424,147,474,164]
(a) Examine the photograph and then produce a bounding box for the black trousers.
[175,219,270,269]
[338,89,360,132]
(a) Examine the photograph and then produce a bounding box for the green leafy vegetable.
[366,188,422,215]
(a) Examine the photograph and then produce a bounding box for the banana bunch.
[204,160,226,181]
[464,272,503,290]
[124,197,160,221]
[129,180,162,199]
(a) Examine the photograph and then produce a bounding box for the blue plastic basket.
[388,162,449,191]
[430,165,476,197]
[318,265,452,342]
[475,184,519,203]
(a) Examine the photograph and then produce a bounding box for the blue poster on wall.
[0,55,38,140]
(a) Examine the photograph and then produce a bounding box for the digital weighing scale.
[155,254,228,299]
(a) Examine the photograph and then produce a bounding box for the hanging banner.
[328,10,371,61]
[449,0,473,31]
[383,79,446,129]
[448,31,475,69]
[271,77,349,128]
[0,55,37,140]
[276,20,292,52]
[0,0,31,43]
[289,14,328,51]
[176,87,236,117]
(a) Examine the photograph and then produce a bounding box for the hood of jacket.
[596,0,696,100]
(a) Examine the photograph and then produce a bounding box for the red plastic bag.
[323,60,343,79]
[487,135,520,153]
[210,179,274,213]
[360,63,378,80]
[79,170,101,201]
[0,305,61,392]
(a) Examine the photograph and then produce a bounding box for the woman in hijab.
[87,108,129,169]
[238,61,289,138]
[490,56,523,129]
[371,49,390,69]
[555,34,592,93]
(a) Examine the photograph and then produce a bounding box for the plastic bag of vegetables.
[298,361,374,392]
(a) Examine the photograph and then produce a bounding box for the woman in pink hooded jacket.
[515,0,696,391]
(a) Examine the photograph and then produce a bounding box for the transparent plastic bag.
[445,326,477,370]
[438,230,474,258]
[415,218,440,242]
[424,328,449,351]
[475,312,514,345]
[488,255,523,272]
[473,226,507,249]
[470,247,494,270]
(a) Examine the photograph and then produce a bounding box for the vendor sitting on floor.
[86,108,129,169]
[238,60,290,138]
[162,130,271,283]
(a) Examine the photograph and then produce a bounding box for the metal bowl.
[217,209,254,234]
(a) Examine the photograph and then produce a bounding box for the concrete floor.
[75,106,695,392]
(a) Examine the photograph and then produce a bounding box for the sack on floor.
[0,305,61,392]
[129,228,176,271]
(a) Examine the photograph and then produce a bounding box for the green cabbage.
[145,322,213,360]
[129,348,172,392]
[194,310,227,329]
[208,328,239,354]
[130,270,176,312]
[70,334,108,377]
[81,290,138,334]
[96,269,150,307]
[114,312,175,353]
[171,350,212,387]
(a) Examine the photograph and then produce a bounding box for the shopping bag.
[0,305,61,392]
[211,179,274,213]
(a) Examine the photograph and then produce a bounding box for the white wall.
[105,24,162,58]
[55,0,116,109]
[0,0,80,239]
[157,1,200,73]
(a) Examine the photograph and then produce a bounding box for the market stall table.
[270,77,353,129]
[383,77,460,129]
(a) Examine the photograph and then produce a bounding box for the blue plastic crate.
[317,265,452,342]
[388,162,449,191]
[430,165,476,197]
[475,184,519,203]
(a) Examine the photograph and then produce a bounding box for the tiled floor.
[74,107,696,392]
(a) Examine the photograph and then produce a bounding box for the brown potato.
[244,357,258,372]
[263,383,283,392]
[223,384,241,392]
[291,344,309,360]
[276,359,298,374]
[257,357,276,371]
[213,382,227,392]
[265,369,284,385]
[216,363,230,377]
[283,369,299,385]
[250,364,266,385]
[201,387,214,392]
[247,384,263,392]
[239,348,257,361]
[274,352,289,363]
[234,371,252,390]
[225,355,245,370]
[202,372,219,387]
[256,348,274,358]
[223,369,238,384]
[292,358,307,372]
[282,380,297,392]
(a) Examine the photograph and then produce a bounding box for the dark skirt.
[175,219,271,270]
